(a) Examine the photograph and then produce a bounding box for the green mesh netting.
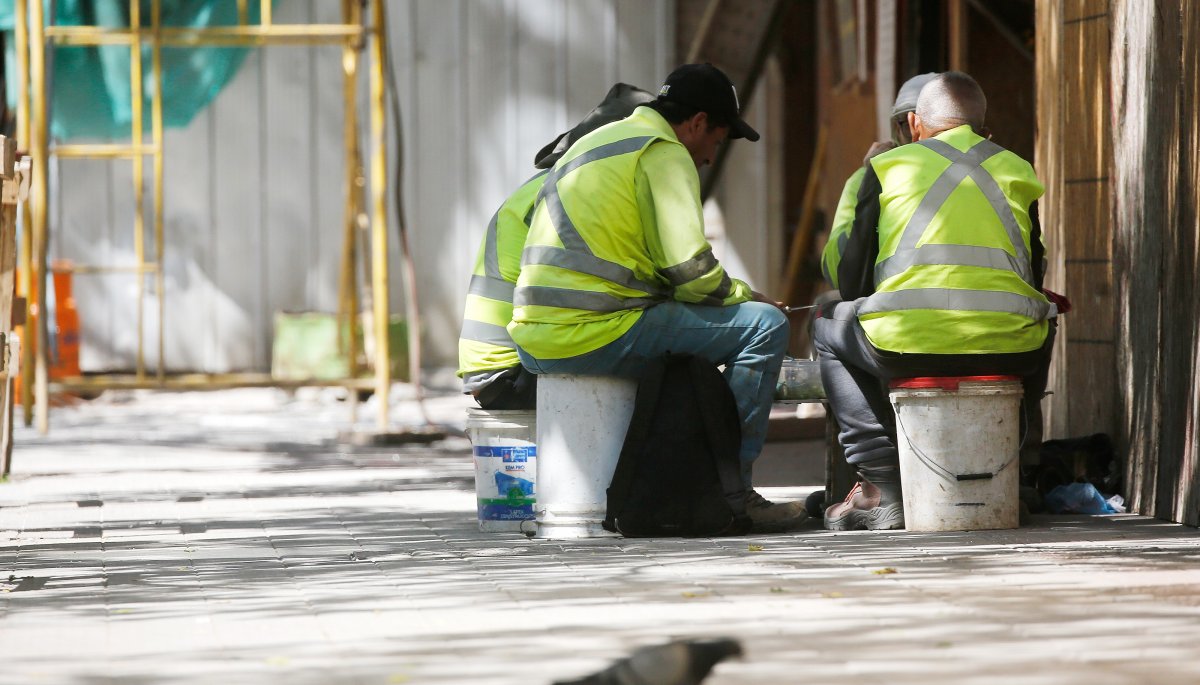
[1,0,271,140]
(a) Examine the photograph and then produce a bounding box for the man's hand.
[863,141,895,165]
[751,290,784,309]
[1042,288,1071,314]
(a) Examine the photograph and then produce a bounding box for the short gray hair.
[914,71,986,131]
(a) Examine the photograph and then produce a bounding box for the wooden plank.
[1063,0,1109,22]
[1061,181,1111,260]
[1064,340,1116,437]
[1062,17,1111,181]
[1063,261,1114,336]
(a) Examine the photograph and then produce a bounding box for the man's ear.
[907,112,923,141]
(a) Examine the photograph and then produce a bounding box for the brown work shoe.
[823,479,904,531]
[745,489,809,533]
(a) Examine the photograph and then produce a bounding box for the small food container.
[775,358,825,400]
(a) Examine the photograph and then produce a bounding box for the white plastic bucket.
[890,378,1023,532]
[535,374,638,539]
[465,408,537,533]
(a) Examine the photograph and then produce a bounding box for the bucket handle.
[892,402,1019,483]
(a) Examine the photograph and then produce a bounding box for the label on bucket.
[474,445,536,521]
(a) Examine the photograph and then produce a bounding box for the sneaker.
[745,489,809,533]
[823,479,904,531]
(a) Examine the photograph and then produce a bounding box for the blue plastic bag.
[1043,482,1118,515]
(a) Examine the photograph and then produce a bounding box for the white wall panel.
[52,0,679,376]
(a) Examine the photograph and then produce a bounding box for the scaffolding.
[14,0,396,432]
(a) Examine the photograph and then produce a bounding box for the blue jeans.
[516,301,790,485]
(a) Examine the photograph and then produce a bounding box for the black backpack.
[603,355,751,537]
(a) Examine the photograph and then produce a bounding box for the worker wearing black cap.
[458,83,656,409]
[508,63,806,533]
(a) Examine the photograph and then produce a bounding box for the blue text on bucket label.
[474,445,537,462]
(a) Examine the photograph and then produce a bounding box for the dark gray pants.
[812,299,1056,470]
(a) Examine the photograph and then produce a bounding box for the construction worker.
[458,84,655,409]
[508,63,805,532]
[822,72,937,293]
[813,71,1057,531]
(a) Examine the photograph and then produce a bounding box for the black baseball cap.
[656,63,759,142]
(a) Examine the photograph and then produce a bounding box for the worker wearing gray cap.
[813,72,1057,531]
[821,73,938,292]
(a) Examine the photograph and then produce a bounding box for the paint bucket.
[465,408,537,532]
[534,374,637,539]
[890,376,1023,532]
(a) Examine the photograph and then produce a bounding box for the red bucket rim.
[888,375,1020,391]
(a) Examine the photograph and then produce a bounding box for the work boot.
[823,470,904,531]
[745,489,809,533]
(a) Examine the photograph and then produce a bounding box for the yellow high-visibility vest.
[509,106,750,360]
[860,125,1052,354]
[457,171,547,378]
[823,166,866,290]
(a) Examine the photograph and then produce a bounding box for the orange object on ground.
[13,261,81,399]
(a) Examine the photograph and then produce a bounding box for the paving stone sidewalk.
[1,388,1198,685]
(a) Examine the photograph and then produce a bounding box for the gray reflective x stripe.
[519,134,669,313]
[468,274,515,303]
[660,248,718,285]
[522,245,668,297]
[482,211,501,279]
[514,286,660,312]
[482,170,549,279]
[875,138,1034,286]
[538,136,656,255]
[860,288,1054,320]
[460,319,514,347]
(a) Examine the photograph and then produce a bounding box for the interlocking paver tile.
[1,388,1198,684]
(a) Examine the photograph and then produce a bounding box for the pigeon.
[554,637,743,685]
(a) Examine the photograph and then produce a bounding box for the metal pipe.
[261,0,272,28]
[28,0,48,433]
[51,373,379,392]
[52,144,159,158]
[14,0,32,426]
[368,0,390,429]
[339,0,364,414]
[237,0,249,26]
[130,0,146,380]
[152,0,165,381]
[52,264,159,274]
[44,25,365,47]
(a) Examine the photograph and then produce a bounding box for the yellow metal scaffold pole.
[28,0,49,433]
[368,0,391,430]
[14,0,32,426]
[21,0,394,431]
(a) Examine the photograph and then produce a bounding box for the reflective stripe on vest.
[873,138,1035,287]
[468,170,549,307]
[515,135,669,313]
[460,318,514,347]
[468,274,515,303]
[859,288,1054,320]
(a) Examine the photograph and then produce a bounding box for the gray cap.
[890,72,938,118]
